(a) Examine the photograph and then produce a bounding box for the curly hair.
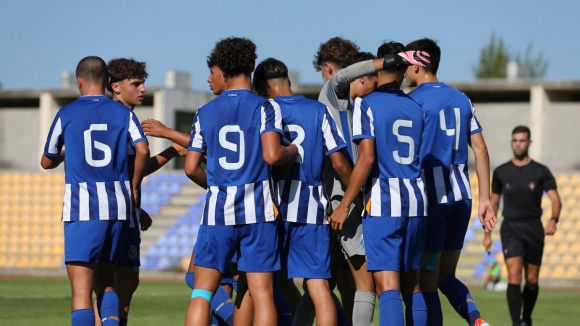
[207,37,257,78]
[107,58,148,92]
[377,41,407,72]
[313,37,360,71]
[253,58,289,90]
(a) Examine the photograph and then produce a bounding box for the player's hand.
[141,119,168,138]
[482,233,492,253]
[478,199,496,232]
[544,219,557,236]
[172,142,188,156]
[140,209,153,231]
[329,205,349,233]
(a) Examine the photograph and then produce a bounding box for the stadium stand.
[1,171,578,283]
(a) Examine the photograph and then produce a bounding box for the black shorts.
[500,218,544,265]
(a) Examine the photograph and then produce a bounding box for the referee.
[483,126,561,326]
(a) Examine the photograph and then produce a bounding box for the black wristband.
[550,217,559,223]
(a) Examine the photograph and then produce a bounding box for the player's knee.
[191,289,213,303]
[525,280,539,289]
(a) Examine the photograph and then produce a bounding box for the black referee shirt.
[491,160,557,220]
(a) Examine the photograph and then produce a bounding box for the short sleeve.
[43,111,64,157]
[491,168,502,194]
[128,112,148,146]
[187,110,206,153]
[469,100,483,135]
[261,100,284,136]
[321,106,347,156]
[352,97,375,144]
[542,166,557,191]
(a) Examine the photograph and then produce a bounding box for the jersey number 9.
[218,125,245,170]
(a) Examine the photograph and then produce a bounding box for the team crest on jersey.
[528,182,536,191]
[359,235,365,248]
[128,245,138,260]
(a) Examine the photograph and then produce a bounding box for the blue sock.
[71,308,95,326]
[97,291,120,326]
[185,272,195,289]
[439,276,480,325]
[379,290,404,326]
[422,291,443,326]
[212,286,234,326]
[337,307,351,326]
[232,279,238,293]
[273,286,293,326]
[403,292,427,326]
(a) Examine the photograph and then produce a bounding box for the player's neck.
[512,156,531,167]
[80,84,105,96]
[113,96,135,110]
[416,74,439,86]
[268,80,293,97]
[225,75,252,91]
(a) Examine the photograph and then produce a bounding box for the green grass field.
[0,277,578,325]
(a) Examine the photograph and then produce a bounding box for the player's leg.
[67,262,97,326]
[346,255,375,326]
[438,201,488,326]
[502,220,526,326]
[336,267,355,321]
[112,225,141,326]
[520,219,544,326]
[275,221,296,326]
[304,278,336,326]
[236,221,280,326]
[401,216,427,326]
[185,224,235,326]
[364,216,405,326]
[420,204,447,326]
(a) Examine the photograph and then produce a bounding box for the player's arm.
[483,192,501,253]
[146,143,187,176]
[141,119,190,148]
[40,151,64,169]
[184,150,207,190]
[132,141,150,207]
[545,189,561,236]
[470,132,496,232]
[329,139,374,232]
[329,149,352,187]
[262,132,298,166]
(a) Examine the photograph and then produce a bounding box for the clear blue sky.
[1,0,578,91]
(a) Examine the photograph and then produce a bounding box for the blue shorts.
[117,226,141,268]
[194,222,280,273]
[362,216,427,272]
[64,220,129,264]
[280,222,331,279]
[425,200,472,252]
[192,242,234,285]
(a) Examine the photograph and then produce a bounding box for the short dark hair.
[406,38,441,74]
[206,37,257,78]
[253,58,289,90]
[76,56,107,84]
[107,58,148,92]
[313,37,359,71]
[376,41,406,72]
[512,125,531,139]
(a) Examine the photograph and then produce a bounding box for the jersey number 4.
[84,124,111,167]
[439,108,461,150]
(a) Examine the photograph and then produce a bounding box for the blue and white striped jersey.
[408,82,482,205]
[188,89,283,226]
[272,96,347,224]
[43,95,147,222]
[353,89,427,217]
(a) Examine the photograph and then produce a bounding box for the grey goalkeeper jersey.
[318,59,377,212]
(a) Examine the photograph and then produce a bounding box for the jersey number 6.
[84,124,112,167]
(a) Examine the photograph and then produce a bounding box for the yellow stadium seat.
[570,174,580,185]
[556,174,568,184]
[551,265,565,279]
[543,254,560,265]
[557,243,568,254]
[539,267,550,279]
[565,265,578,280]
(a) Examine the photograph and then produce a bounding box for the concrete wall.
[468,103,531,170]
[0,108,40,170]
[543,103,580,171]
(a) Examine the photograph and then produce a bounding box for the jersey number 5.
[84,124,112,167]
[439,108,461,150]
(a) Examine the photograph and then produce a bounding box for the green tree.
[474,33,511,78]
[515,42,548,78]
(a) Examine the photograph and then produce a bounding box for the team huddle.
[41,36,497,326]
